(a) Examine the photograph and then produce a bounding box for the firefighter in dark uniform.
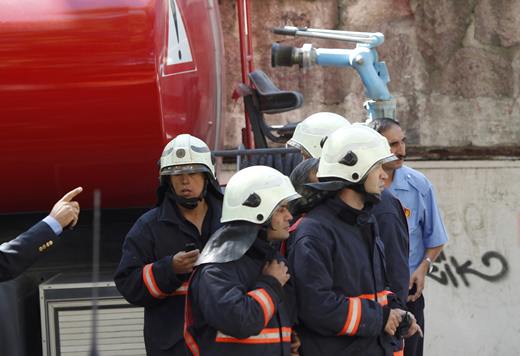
[370,188,411,355]
[288,125,421,356]
[185,165,301,356]
[371,189,410,309]
[0,187,82,282]
[114,134,222,356]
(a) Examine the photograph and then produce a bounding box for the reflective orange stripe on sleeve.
[171,281,188,296]
[142,263,166,299]
[143,264,187,299]
[338,297,362,336]
[247,288,275,327]
[216,327,291,344]
[359,290,393,306]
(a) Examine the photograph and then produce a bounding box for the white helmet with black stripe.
[160,134,216,178]
[287,112,350,158]
[158,134,221,208]
[221,166,300,224]
[318,124,396,184]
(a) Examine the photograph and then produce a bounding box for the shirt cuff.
[43,215,63,236]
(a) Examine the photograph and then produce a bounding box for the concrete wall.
[408,160,520,355]
[219,0,520,153]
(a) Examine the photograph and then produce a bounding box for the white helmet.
[287,112,350,158]
[159,134,215,178]
[317,124,396,183]
[221,166,300,224]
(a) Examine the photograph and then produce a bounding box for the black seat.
[243,70,303,148]
[248,70,303,114]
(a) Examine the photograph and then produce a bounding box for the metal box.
[39,273,145,356]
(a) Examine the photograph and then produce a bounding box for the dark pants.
[404,294,424,356]
[146,339,188,356]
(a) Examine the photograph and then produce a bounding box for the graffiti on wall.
[428,250,509,288]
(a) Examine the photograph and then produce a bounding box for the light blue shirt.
[42,215,63,236]
[388,165,448,274]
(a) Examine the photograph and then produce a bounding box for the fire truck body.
[0,0,224,214]
[0,1,224,354]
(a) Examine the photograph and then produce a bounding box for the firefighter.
[185,165,300,356]
[114,134,223,356]
[286,112,350,159]
[288,125,421,355]
[368,118,448,356]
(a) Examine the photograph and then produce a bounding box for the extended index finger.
[60,187,83,202]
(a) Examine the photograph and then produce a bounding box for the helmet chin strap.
[170,180,208,210]
[350,182,382,205]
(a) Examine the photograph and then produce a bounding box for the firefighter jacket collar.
[158,189,220,226]
[195,221,260,266]
[305,180,352,192]
[245,235,279,262]
[326,195,374,226]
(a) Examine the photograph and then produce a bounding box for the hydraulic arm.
[271,26,396,121]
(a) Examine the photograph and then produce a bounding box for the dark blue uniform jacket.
[371,189,410,305]
[0,221,58,282]
[186,238,295,356]
[288,196,402,356]
[114,193,222,355]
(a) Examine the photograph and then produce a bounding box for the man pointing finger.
[0,187,83,282]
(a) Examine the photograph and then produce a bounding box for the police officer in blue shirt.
[0,187,83,282]
[369,118,448,356]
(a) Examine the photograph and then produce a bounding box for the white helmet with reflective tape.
[221,166,300,224]
[287,112,350,158]
[317,124,396,183]
[159,134,215,178]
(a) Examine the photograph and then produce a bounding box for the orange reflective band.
[216,327,292,344]
[338,297,362,336]
[171,281,189,296]
[394,350,404,356]
[185,329,200,356]
[247,288,275,327]
[359,290,393,306]
[142,263,166,299]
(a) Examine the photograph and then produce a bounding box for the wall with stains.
[412,160,520,355]
[219,0,520,156]
[218,2,520,353]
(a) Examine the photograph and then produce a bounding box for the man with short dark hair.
[368,118,448,356]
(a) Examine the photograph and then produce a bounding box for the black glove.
[395,312,411,338]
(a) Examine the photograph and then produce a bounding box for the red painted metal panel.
[0,0,222,213]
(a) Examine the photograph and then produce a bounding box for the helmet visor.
[286,140,312,158]
[359,154,398,182]
[380,154,398,164]
[160,164,210,176]
[267,193,301,220]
